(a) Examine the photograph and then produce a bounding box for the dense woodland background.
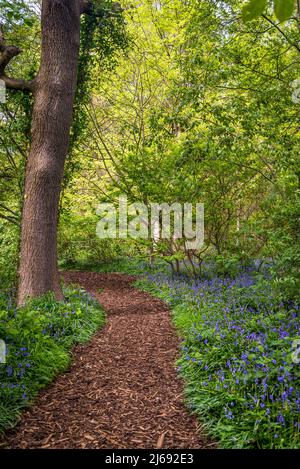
[0,0,300,449]
[0,0,299,298]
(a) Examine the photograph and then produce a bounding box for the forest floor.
[3,272,214,449]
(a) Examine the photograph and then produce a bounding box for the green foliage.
[2,0,298,297]
[242,0,296,22]
[0,223,19,289]
[57,0,300,300]
[0,0,36,25]
[66,0,129,188]
[1,0,300,449]
[0,287,105,433]
[274,0,296,22]
[213,254,252,278]
[58,212,132,268]
[269,200,300,300]
[242,0,267,22]
[0,2,39,286]
[0,0,129,285]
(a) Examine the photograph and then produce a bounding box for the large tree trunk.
[17,0,82,305]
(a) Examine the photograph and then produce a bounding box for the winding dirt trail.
[4,272,213,449]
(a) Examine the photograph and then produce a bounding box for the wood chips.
[3,272,215,449]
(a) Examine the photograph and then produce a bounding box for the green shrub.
[0,287,105,433]
[58,214,128,267]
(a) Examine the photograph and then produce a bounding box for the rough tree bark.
[18,0,84,305]
[0,0,94,305]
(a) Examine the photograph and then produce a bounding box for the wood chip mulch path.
[3,271,215,449]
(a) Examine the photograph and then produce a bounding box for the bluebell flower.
[277,413,285,426]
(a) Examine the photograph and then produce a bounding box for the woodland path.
[4,272,214,449]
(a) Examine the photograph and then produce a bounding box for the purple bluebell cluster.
[142,269,300,448]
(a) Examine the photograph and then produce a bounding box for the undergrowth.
[136,272,300,449]
[0,287,105,434]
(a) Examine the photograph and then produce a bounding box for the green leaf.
[24,17,35,27]
[0,310,8,320]
[274,0,295,22]
[242,0,267,21]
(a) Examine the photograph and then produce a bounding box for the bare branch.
[0,213,19,225]
[262,14,300,54]
[0,76,35,92]
[0,44,21,72]
[0,25,35,93]
[0,203,19,218]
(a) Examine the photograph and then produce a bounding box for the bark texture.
[17,0,82,305]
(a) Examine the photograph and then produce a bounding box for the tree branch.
[262,14,300,54]
[0,213,19,225]
[0,26,35,93]
[0,203,19,218]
